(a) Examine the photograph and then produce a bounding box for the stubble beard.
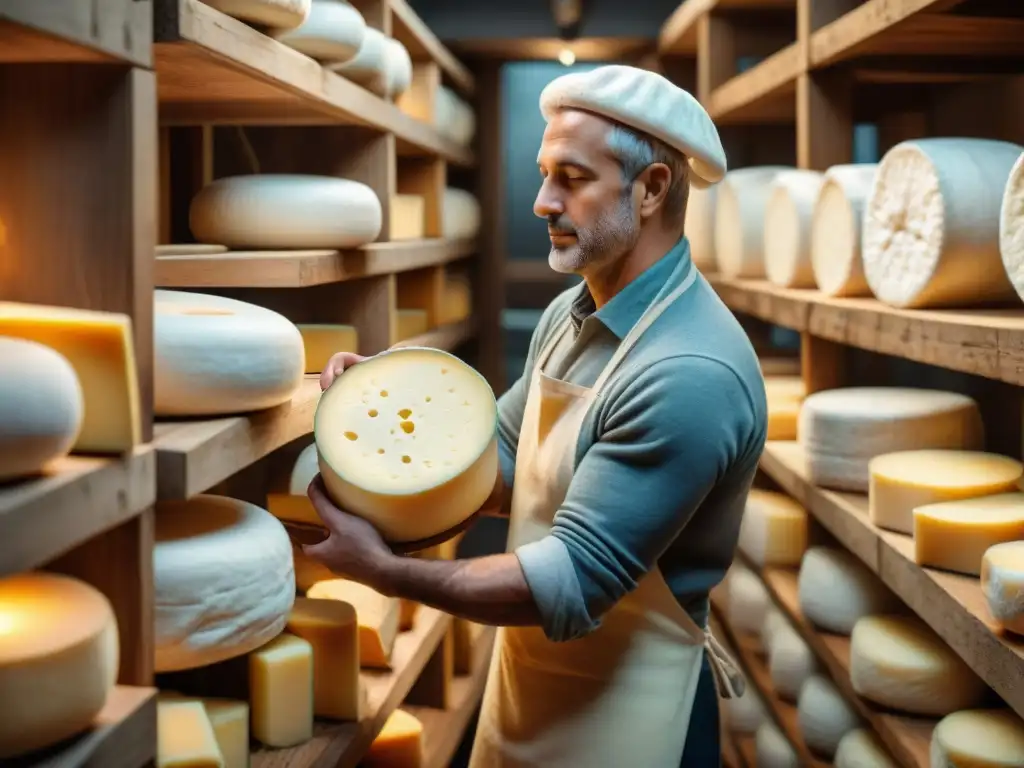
[548,191,641,276]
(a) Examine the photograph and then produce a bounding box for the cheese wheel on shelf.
[267,442,322,532]
[364,708,424,767]
[834,728,898,768]
[156,699,224,767]
[305,579,400,668]
[440,276,472,324]
[390,194,426,240]
[384,37,413,100]
[798,387,984,492]
[685,186,718,272]
[724,564,769,635]
[756,721,800,768]
[862,137,1023,309]
[797,675,861,758]
[931,709,1024,767]
[269,0,365,63]
[201,0,310,29]
[999,151,1024,302]
[849,614,987,716]
[810,164,878,298]
[723,684,767,734]
[154,495,296,672]
[764,169,826,288]
[982,540,1024,636]
[297,323,358,374]
[760,606,789,656]
[0,338,83,482]
[396,309,428,341]
[738,489,808,567]
[914,492,1024,576]
[313,347,498,543]
[154,290,306,417]
[435,85,476,146]
[714,166,793,279]
[327,27,388,95]
[769,622,818,702]
[798,546,900,635]
[443,187,482,239]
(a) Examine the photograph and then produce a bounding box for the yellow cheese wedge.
[396,309,428,341]
[200,700,248,768]
[914,492,1024,576]
[249,633,314,748]
[982,541,1024,636]
[297,324,359,374]
[399,599,419,631]
[390,194,426,240]
[157,700,225,768]
[364,708,424,767]
[306,579,400,669]
[0,302,141,453]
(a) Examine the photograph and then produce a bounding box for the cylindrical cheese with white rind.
[930,709,1024,768]
[834,728,898,768]
[269,0,365,63]
[756,721,800,768]
[850,614,988,716]
[201,0,310,29]
[914,492,1024,577]
[0,338,83,482]
[798,675,861,758]
[0,572,119,759]
[862,137,1024,309]
[435,86,476,146]
[761,605,789,656]
[154,495,296,672]
[999,152,1024,302]
[685,186,717,272]
[725,564,769,635]
[327,26,388,95]
[798,546,900,635]
[384,37,413,100]
[738,488,808,567]
[190,174,382,249]
[154,290,305,416]
[982,540,1024,636]
[769,622,818,702]
[798,387,984,492]
[314,347,498,543]
[714,166,793,278]
[723,685,767,734]
[811,164,879,297]
[764,169,826,288]
[443,188,482,239]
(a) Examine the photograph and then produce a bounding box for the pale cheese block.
[869,449,1023,534]
[298,323,359,374]
[714,166,793,279]
[365,708,424,767]
[810,164,879,297]
[723,685,767,734]
[396,309,428,341]
[157,699,225,768]
[0,302,141,454]
[154,495,295,672]
[0,338,83,481]
[982,541,1024,636]
[270,0,365,63]
[768,622,818,702]
[201,0,310,29]
[190,174,382,249]
[313,347,498,542]
[327,27,388,96]
[834,728,898,768]
[768,396,801,441]
[764,169,826,288]
[862,137,1023,309]
[0,572,119,759]
[202,699,249,768]
[849,614,987,716]
[999,151,1024,302]
[154,290,306,416]
[760,606,789,656]
[390,194,426,240]
[725,564,769,635]
[435,85,476,146]
[930,709,1024,768]
[685,185,717,271]
[443,187,482,239]
[306,579,401,668]
[797,675,861,758]
[249,633,314,748]
[440,275,472,324]
[738,488,808,567]
[798,546,900,635]
[384,37,413,100]
[756,721,800,768]
[914,492,1024,576]
[798,387,984,492]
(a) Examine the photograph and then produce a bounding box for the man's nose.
[534,180,564,219]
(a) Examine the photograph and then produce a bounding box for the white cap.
[539,64,727,189]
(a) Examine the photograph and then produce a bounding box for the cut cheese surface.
[154,495,295,672]
[298,324,358,374]
[685,185,718,271]
[723,685,767,734]
[810,164,878,298]
[270,0,366,63]
[201,0,310,28]
[798,546,899,635]
[999,151,1024,302]
[931,709,1024,767]
[834,728,897,768]
[714,166,793,279]
[755,721,800,768]
[314,347,498,542]
[435,86,476,146]
[769,623,818,703]
[797,675,861,758]
[190,174,382,249]
[913,492,1024,576]
[0,572,119,758]
[390,194,426,240]
[154,290,306,417]
[364,708,424,767]
[305,579,401,668]
[763,169,825,288]
[849,614,987,716]
[157,700,225,768]
[725,565,769,635]
[982,541,1024,636]
[442,187,481,239]
[249,633,314,748]
[201,699,249,768]
[862,137,1023,309]
[738,488,808,567]
[0,302,140,454]
[327,27,388,96]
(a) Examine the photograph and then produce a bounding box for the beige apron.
[469,261,744,768]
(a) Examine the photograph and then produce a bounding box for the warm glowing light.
[558,48,576,66]
[0,610,17,636]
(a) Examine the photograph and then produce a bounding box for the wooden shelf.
[708,42,800,123]
[389,0,474,96]
[394,318,477,352]
[0,447,155,577]
[657,0,794,55]
[251,607,451,768]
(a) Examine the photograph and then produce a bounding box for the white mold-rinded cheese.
[811,164,879,297]
[982,540,1024,636]
[314,347,498,543]
[725,564,769,635]
[0,338,83,482]
[685,186,717,271]
[723,684,767,734]
[738,488,808,567]
[270,0,366,63]
[798,546,900,635]
[154,290,305,417]
[764,169,826,288]
[999,151,1024,302]
[154,495,295,672]
[201,0,310,29]
[931,709,1024,768]
[0,572,119,759]
[384,37,413,100]
[756,721,801,768]
[834,728,898,768]
[769,622,819,702]
[714,166,793,279]
[435,86,476,146]
[798,675,861,758]
[914,492,1024,576]
[327,27,389,96]
[862,137,1024,309]
[761,605,789,657]
[443,187,482,239]
[190,174,382,249]
[849,614,987,716]
[798,387,984,492]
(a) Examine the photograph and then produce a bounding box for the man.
[308,64,767,767]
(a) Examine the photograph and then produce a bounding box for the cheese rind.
[442,188,481,239]
[914,492,1024,576]
[364,708,424,767]
[270,0,366,63]
[834,728,898,768]
[685,186,718,272]
[768,623,818,703]
[798,546,899,635]
[714,166,793,278]
[435,87,476,146]
[305,579,401,668]
[250,633,314,748]
[724,565,769,635]
[810,164,879,298]
[384,37,413,100]
[999,151,1024,302]
[327,27,389,96]
[738,489,808,567]
[930,709,1024,768]
[298,324,359,374]
[760,606,789,657]
[797,675,861,758]
[763,169,826,288]
[157,700,225,768]
[201,0,310,28]
[723,685,767,734]
[981,541,1024,636]
[755,721,800,768]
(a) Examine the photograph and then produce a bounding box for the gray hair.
[605,123,690,231]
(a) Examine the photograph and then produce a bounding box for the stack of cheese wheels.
[914,492,1024,576]
[724,563,769,634]
[931,709,1024,766]
[435,85,476,146]
[862,137,1024,308]
[765,375,804,440]
[714,166,793,278]
[202,0,311,29]
[810,163,878,297]
[763,169,826,288]
[798,387,984,492]
[190,174,382,249]
[769,622,818,702]
[798,546,900,635]
[737,488,808,567]
[999,151,1024,301]
[797,675,861,758]
[834,729,898,768]
[723,683,767,734]
[0,338,83,481]
[313,346,498,544]
[0,572,119,759]
[982,540,1024,635]
[328,26,389,95]
[270,0,365,64]
[154,495,296,672]
[756,721,800,768]
[443,187,482,239]
[383,37,413,100]
[684,186,717,271]
[154,290,306,416]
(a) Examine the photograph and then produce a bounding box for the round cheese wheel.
[810,164,878,297]
[314,347,499,543]
[756,721,800,768]
[999,151,1024,302]
[761,605,789,656]
[270,0,366,63]
[769,622,818,702]
[931,709,1024,767]
[685,186,718,271]
[714,166,793,278]
[798,546,899,635]
[862,137,1023,309]
[982,540,1024,636]
[764,169,826,288]
[202,0,310,29]
[738,488,808,567]
[384,37,413,99]
[723,685,767,734]
[289,442,319,493]
[443,188,481,239]
[435,86,476,146]
[797,675,861,758]
[190,174,382,249]
[914,492,1024,577]
[0,572,119,758]
[328,27,388,96]
[0,337,83,482]
[154,495,296,672]
[154,290,305,417]
[834,728,898,768]
[725,564,769,635]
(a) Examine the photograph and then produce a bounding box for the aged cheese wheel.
[931,709,1024,767]
[714,166,793,278]
[798,675,861,758]
[270,0,366,63]
[201,0,310,29]
[685,186,717,271]
[435,85,476,146]
[810,164,878,297]
[328,26,388,95]
[999,151,1024,303]
[982,540,1024,636]
[0,572,119,758]
[756,721,800,768]
[764,170,826,288]
[738,488,808,567]
[154,290,306,416]
[914,492,1024,576]
[862,138,1023,308]
[798,546,900,635]
[834,728,898,768]
[761,606,789,656]
[384,37,413,99]
[315,347,498,542]
[723,685,767,734]
[0,338,83,482]
[725,564,769,635]
[443,187,482,239]
[769,622,819,702]
[154,495,296,672]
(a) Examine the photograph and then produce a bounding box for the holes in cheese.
[390,194,426,240]
[384,37,413,100]
[870,449,1023,535]
[327,27,389,96]
[862,137,1023,309]
[738,489,808,567]
[768,623,819,703]
[723,683,767,734]
[249,633,314,748]
[0,572,119,759]
[810,164,878,298]
[931,709,1024,767]
[1000,151,1024,302]
[798,546,900,635]
[713,166,793,279]
[156,699,225,767]
[202,0,311,29]
[435,88,476,147]
[798,387,984,492]
[849,614,987,716]
[763,169,825,289]
[724,564,769,635]
[364,708,424,767]
[154,495,296,673]
[314,347,498,543]
[297,324,359,374]
[270,0,366,63]
[834,728,897,768]
[684,185,718,271]
[913,492,1024,576]
[442,187,482,239]
[797,675,861,758]
[755,721,800,768]
[190,174,382,249]
[305,579,400,669]
[982,541,1024,636]
[154,290,305,417]
[0,302,141,454]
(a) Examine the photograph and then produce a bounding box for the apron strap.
[703,629,745,700]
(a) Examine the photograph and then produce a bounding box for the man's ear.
[637,163,673,220]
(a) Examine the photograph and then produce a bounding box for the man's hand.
[320,351,368,391]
